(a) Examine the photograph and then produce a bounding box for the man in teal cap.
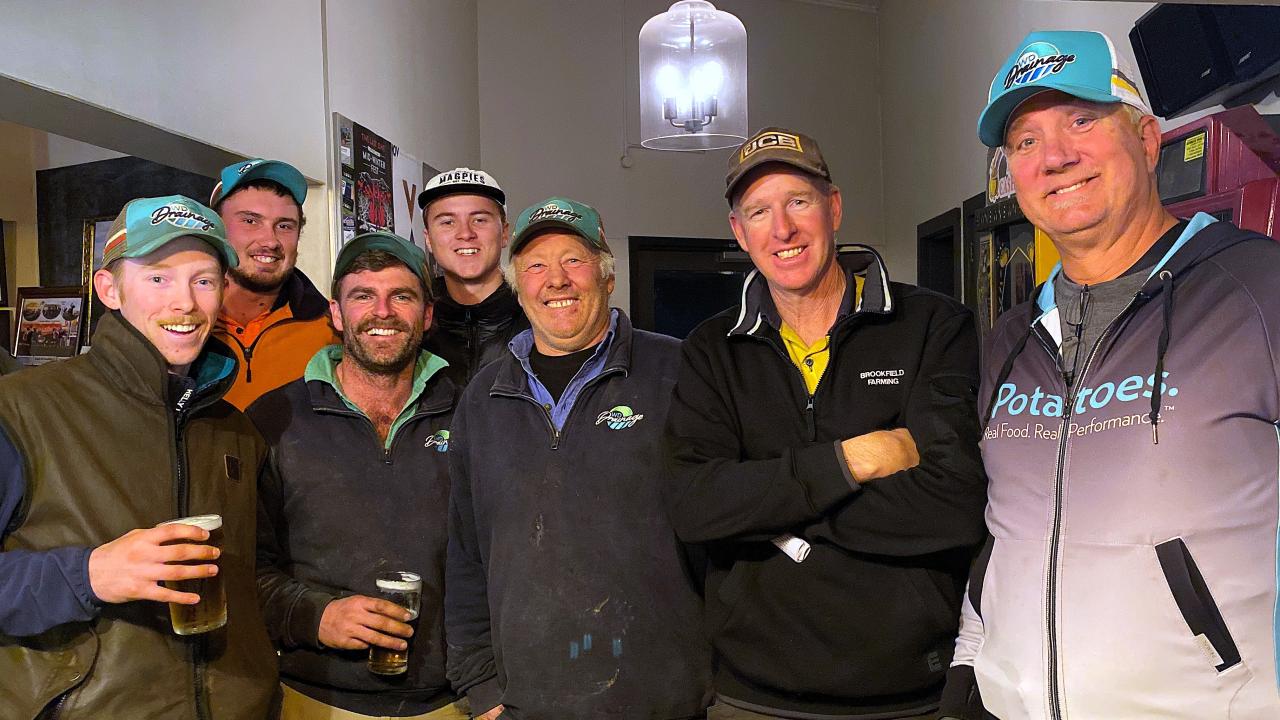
[252,232,468,719]
[211,158,337,410]
[445,197,712,719]
[0,195,279,717]
[947,30,1280,719]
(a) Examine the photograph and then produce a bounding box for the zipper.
[46,691,69,720]
[317,402,452,462]
[466,309,480,382]
[491,367,624,450]
[170,403,210,720]
[1043,291,1139,720]
[747,331,836,444]
[222,314,313,385]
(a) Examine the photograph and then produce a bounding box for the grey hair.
[502,244,616,297]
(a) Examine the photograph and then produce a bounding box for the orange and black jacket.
[214,270,337,410]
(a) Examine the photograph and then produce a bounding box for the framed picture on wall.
[82,216,115,345]
[13,286,86,363]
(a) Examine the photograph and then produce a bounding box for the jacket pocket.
[1154,537,1240,672]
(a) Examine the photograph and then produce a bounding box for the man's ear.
[94,268,123,310]
[329,298,345,334]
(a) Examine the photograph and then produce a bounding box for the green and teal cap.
[333,231,429,286]
[978,30,1151,148]
[102,195,237,268]
[210,158,308,206]
[510,197,610,256]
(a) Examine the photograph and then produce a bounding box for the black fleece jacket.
[445,312,712,720]
[249,360,459,716]
[663,246,987,718]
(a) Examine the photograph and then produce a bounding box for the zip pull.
[805,395,816,441]
[243,347,253,383]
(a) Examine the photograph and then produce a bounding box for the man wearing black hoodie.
[419,168,528,387]
[664,127,987,719]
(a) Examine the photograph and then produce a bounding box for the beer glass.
[160,514,227,635]
[367,571,422,675]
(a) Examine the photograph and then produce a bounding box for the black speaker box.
[1130,3,1280,119]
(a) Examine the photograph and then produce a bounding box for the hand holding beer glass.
[159,514,227,635]
[86,513,225,634]
[316,571,420,674]
[368,571,421,675]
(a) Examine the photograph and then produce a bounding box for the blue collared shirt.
[508,309,620,431]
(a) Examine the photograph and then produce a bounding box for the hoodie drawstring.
[1150,270,1174,444]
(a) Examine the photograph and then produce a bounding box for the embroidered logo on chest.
[424,429,450,452]
[596,405,645,431]
[861,369,904,386]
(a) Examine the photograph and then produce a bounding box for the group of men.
[3,28,1280,720]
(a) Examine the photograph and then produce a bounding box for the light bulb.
[690,61,724,101]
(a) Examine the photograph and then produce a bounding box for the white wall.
[878,0,1157,283]
[325,0,481,171]
[477,0,884,312]
[36,133,126,171]
[0,0,482,293]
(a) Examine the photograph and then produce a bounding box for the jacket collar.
[728,244,893,337]
[302,346,454,416]
[274,270,330,320]
[88,311,238,408]
[490,309,633,397]
[431,275,523,325]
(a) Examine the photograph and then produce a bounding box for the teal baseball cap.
[102,195,237,268]
[509,197,610,256]
[210,158,308,206]
[978,30,1151,148]
[333,231,430,287]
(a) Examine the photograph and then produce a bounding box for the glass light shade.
[639,1,747,151]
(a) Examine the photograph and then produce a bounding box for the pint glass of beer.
[368,571,422,675]
[159,514,226,636]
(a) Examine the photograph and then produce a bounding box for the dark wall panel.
[36,156,215,286]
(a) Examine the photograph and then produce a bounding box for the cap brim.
[217,161,308,205]
[725,157,827,202]
[510,219,605,256]
[978,83,1124,147]
[334,235,428,285]
[122,229,239,269]
[417,183,506,210]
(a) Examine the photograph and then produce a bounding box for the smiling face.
[219,186,302,293]
[93,237,225,375]
[729,165,843,299]
[1005,90,1162,249]
[330,263,432,376]
[424,193,508,285]
[512,231,614,356]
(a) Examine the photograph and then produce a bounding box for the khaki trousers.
[280,683,471,720]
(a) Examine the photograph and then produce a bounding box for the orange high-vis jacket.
[214,271,338,411]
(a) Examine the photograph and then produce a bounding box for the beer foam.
[376,572,421,592]
[162,514,223,531]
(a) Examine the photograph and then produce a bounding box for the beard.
[229,263,289,294]
[342,317,423,376]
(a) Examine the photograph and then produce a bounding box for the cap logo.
[438,170,487,186]
[151,203,216,232]
[236,161,260,175]
[1004,42,1076,90]
[739,131,803,162]
[528,203,583,224]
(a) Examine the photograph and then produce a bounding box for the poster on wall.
[353,122,393,234]
[333,113,439,257]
